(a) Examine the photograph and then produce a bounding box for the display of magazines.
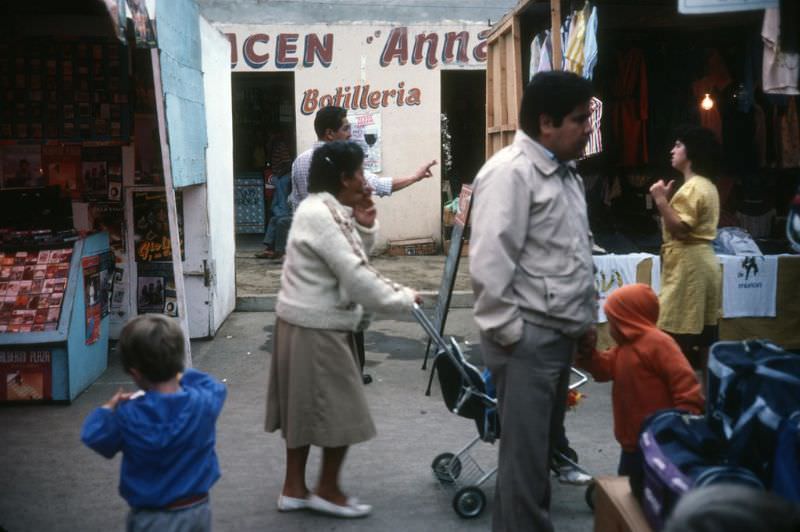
[0,248,72,333]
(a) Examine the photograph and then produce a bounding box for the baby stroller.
[412,304,595,518]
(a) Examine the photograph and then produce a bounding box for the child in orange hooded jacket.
[577,283,704,476]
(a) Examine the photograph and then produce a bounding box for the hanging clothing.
[763,8,799,95]
[753,102,767,166]
[565,4,590,74]
[561,15,571,71]
[582,96,603,158]
[780,97,800,167]
[538,31,553,73]
[610,48,649,167]
[583,4,599,80]
[692,50,732,143]
[779,0,799,54]
[529,33,543,81]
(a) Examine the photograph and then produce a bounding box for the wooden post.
[551,0,562,71]
[150,48,193,366]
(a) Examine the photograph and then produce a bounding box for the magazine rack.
[0,232,110,402]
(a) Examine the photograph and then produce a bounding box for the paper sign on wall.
[348,111,381,174]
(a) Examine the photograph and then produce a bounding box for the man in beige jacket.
[470,71,596,532]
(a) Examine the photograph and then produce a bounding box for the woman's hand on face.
[649,179,675,204]
[354,196,377,228]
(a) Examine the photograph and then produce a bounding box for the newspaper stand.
[0,232,110,402]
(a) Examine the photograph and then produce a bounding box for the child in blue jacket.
[81,314,227,531]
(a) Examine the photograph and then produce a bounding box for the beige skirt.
[265,318,376,448]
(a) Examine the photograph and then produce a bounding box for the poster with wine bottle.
[347,111,381,173]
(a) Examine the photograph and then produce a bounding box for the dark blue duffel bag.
[707,340,800,484]
[772,411,800,502]
[637,410,765,530]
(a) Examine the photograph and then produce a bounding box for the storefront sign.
[224,25,489,71]
[678,0,777,14]
[0,349,52,401]
[301,82,421,116]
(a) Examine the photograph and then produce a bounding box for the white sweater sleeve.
[356,220,377,255]
[308,208,415,314]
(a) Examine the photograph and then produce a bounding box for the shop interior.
[440,69,485,244]
[0,0,186,401]
[516,0,798,255]
[232,72,295,250]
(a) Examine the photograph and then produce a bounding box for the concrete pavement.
[236,234,475,311]
[0,309,619,532]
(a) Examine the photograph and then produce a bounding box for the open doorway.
[440,69,485,247]
[232,72,295,263]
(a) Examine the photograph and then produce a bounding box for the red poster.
[0,349,52,401]
[42,144,83,198]
[82,255,102,345]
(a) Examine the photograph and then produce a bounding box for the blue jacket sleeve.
[81,407,122,459]
[181,369,227,418]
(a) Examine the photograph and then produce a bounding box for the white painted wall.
[219,23,488,249]
[200,17,236,334]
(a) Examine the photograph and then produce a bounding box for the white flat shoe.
[556,465,593,486]
[308,494,372,518]
[277,494,309,512]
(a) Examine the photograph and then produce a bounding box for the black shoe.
[362,373,373,385]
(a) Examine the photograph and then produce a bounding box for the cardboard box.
[386,237,437,256]
[594,476,652,532]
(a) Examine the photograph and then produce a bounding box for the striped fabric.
[582,97,603,159]
[583,4,599,80]
[564,3,590,74]
[366,172,392,196]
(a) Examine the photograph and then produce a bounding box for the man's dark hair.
[308,140,364,196]
[674,125,721,181]
[119,314,185,383]
[314,106,348,139]
[519,71,594,138]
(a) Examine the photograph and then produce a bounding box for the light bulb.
[701,93,714,111]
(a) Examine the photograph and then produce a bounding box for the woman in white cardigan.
[266,141,420,518]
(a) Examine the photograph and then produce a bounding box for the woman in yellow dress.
[649,126,721,370]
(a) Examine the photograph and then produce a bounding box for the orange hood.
[604,283,659,342]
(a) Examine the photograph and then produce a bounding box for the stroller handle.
[412,303,450,352]
[413,303,589,390]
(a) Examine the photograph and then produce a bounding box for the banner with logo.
[720,255,779,318]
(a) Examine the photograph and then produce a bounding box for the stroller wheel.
[453,487,486,519]
[585,481,596,511]
[432,452,462,482]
